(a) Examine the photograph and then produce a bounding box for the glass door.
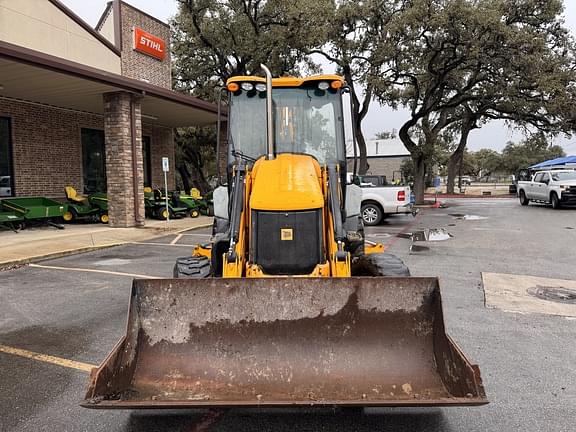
[81,128,106,193]
[0,117,13,197]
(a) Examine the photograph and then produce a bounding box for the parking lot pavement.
[1,201,575,431]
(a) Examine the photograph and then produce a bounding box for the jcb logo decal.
[281,228,293,241]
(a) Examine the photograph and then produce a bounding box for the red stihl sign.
[133,27,165,60]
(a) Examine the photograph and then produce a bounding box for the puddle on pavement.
[412,228,453,242]
[396,232,412,239]
[370,233,392,238]
[397,228,453,242]
[527,286,576,305]
[450,214,487,220]
[93,258,132,266]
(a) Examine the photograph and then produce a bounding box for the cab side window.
[533,173,543,183]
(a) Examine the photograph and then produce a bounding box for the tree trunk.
[178,164,191,194]
[446,116,475,194]
[356,124,369,174]
[412,154,427,204]
[343,66,371,176]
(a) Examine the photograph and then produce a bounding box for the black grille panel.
[252,210,323,275]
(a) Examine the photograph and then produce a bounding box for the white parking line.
[170,234,183,245]
[130,242,194,248]
[29,263,161,279]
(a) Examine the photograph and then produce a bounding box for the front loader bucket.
[82,277,487,408]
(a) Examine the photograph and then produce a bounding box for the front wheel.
[173,256,211,278]
[519,190,529,206]
[551,192,561,209]
[361,203,383,226]
[189,209,200,218]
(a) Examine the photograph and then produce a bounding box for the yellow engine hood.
[250,154,324,211]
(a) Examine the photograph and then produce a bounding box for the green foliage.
[174,126,217,193]
[500,133,566,174]
[171,0,333,186]
[466,149,503,178]
[172,0,332,100]
[374,130,397,140]
[366,0,575,202]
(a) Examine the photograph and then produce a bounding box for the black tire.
[361,202,383,226]
[156,207,171,220]
[550,192,561,209]
[519,190,529,206]
[189,209,200,218]
[173,256,211,278]
[351,253,410,277]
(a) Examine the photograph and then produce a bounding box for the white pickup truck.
[348,174,414,225]
[517,170,576,209]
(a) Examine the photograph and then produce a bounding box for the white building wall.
[0,0,121,73]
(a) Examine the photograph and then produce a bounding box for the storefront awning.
[0,40,222,127]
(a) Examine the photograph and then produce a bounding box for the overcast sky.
[61,0,576,154]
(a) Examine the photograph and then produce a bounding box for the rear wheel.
[351,253,410,277]
[519,190,529,206]
[361,203,383,226]
[551,192,561,209]
[173,256,211,278]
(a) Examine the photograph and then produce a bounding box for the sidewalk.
[0,216,213,267]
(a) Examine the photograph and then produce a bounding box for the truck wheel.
[361,203,383,226]
[519,190,529,206]
[551,192,561,209]
[173,256,211,278]
[351,253,410,277]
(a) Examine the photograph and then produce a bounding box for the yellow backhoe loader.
[82,66,487,409]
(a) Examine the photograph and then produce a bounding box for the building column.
[103,91,145,227]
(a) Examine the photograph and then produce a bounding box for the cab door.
[532,173,548,200]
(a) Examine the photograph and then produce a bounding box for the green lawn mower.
[63,187,109,224]
[174,188,213,216]
[144,188,189,220]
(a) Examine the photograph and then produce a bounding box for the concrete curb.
[0,222,213,270]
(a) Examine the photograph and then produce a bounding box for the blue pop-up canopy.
[529,155,576,169]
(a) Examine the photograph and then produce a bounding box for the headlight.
[241,82,254,91]
[255,83,267,92]
[318,81,329,90]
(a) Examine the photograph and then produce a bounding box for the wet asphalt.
[1,199,575,431]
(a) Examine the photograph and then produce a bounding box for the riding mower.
[143,187,189,220]
[175,188,213,216]
[63,187,109,224]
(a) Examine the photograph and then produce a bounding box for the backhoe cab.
[82,66,487,409]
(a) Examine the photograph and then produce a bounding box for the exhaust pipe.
[260,64,274,160]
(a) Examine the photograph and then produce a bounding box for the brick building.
[0,0,219,227]
[347,137,411,182]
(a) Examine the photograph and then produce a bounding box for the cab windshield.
[228,86,345,165]
[551,171,576,181]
